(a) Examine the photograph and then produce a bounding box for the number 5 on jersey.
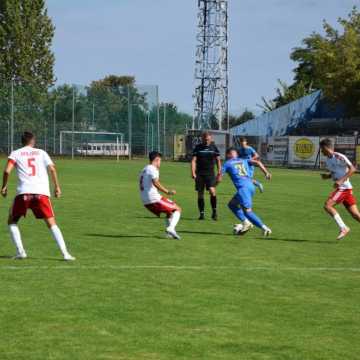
[28,158,36,176]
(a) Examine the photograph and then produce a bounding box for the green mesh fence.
[0,82,191,158]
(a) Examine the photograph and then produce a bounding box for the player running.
[238,137,264,193]
[140,151,182,240]
[1,132,75,260]
[222,147,272,236]
[191,132,222,220]
[320,138,360,240]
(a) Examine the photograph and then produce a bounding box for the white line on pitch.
[0,265,360,272]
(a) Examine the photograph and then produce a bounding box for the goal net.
[59,131,127,158]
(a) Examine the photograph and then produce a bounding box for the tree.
[0,0,55,88]
[290,7,360,116]
[261,7,360,116]
[259,80,314,112]
[226,110,255,128]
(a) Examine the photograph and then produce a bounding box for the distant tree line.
[0,0,192,152]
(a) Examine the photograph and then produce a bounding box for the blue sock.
[244,210,264,229]
[228,202,246,221]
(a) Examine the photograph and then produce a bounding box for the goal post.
[59,131,127,159]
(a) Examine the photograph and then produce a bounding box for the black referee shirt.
[192,143,220,176]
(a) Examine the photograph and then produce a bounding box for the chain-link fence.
[0,81,189,158]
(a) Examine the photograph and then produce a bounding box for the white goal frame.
[59,131,125,160]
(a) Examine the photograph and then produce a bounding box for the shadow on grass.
[136,216,204,222]
[85,233,165,240]
[0,255,13,260]
[258,237,336,244]
[179,230,233,237]
[0,256,65,262]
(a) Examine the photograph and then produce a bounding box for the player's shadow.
[259,237,336,244]
[85,233,165,240]
[0,255,13,260]
[179,230,233,236]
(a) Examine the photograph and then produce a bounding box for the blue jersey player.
[222,147,272,236]
[238,137,264,193]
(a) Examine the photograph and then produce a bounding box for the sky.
[47,0,358,115]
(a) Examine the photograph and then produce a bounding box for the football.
[233,223,244,235]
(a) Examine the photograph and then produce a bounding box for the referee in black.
[191,132,222,220]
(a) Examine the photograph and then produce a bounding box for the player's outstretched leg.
[324,199,350,240]
[45,218,75,260]
[253,179,264,193]
[197,191,205,220]
[228,197,252,234]
[209,187,218,221]
[166,208,182,240]
[244,208,272,237]
[347,204,360,223]
[8,216,27,259]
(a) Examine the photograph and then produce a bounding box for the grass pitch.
[0,159,359,360]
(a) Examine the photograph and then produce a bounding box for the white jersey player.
[320,138,360,240]
[1,132,75,260]
[140,151,182,240]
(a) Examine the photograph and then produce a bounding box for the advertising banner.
[173,135,186,160]
[288,136,319,167]
[266,137,288,164]
[335,136,356,164]
[185,130,229,160]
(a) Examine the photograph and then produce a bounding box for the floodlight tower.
[194,0,229,130]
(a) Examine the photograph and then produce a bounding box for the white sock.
[167,211,181,231]
[50,225,69,256]
[333,213,347,230]
[9,224,26,255]
[244,219,251,226]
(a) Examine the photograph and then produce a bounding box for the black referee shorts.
[195,174,217,192]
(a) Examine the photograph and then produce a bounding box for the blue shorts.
[235,183,255,209]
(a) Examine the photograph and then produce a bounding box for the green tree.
[259,80,314,112]
[0,0,55,87]
[261,7,360,116]
[225,109,255,128]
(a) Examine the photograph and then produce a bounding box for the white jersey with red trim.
[8,146,54,197]
[139,164,162,205]
[325,152,353,190]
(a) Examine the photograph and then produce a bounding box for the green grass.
[0,159,359,360]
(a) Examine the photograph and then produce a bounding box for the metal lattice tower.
[194,0,228,130]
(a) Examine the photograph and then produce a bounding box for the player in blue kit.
[238,137,264,193]
[222,147,272,236]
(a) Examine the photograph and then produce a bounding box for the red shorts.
[328,189,357,208]
[11,194,55,221]
[145,197,178,217]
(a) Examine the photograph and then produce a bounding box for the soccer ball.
[233,223,244,235]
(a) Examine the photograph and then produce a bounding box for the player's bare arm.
[152,179,176,196]
[1,160,15,197]
[251,159,272,180]
[216,156,222,182]
[191,156,197,179]
[48,164,62,198]
[251,152,260,161]
[334,163,356,188]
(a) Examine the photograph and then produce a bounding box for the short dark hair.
[239,137,247,142]
[149,151,162,162]
[21,131,35,146]
[320,138,333,148]
[226,147,238,156]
